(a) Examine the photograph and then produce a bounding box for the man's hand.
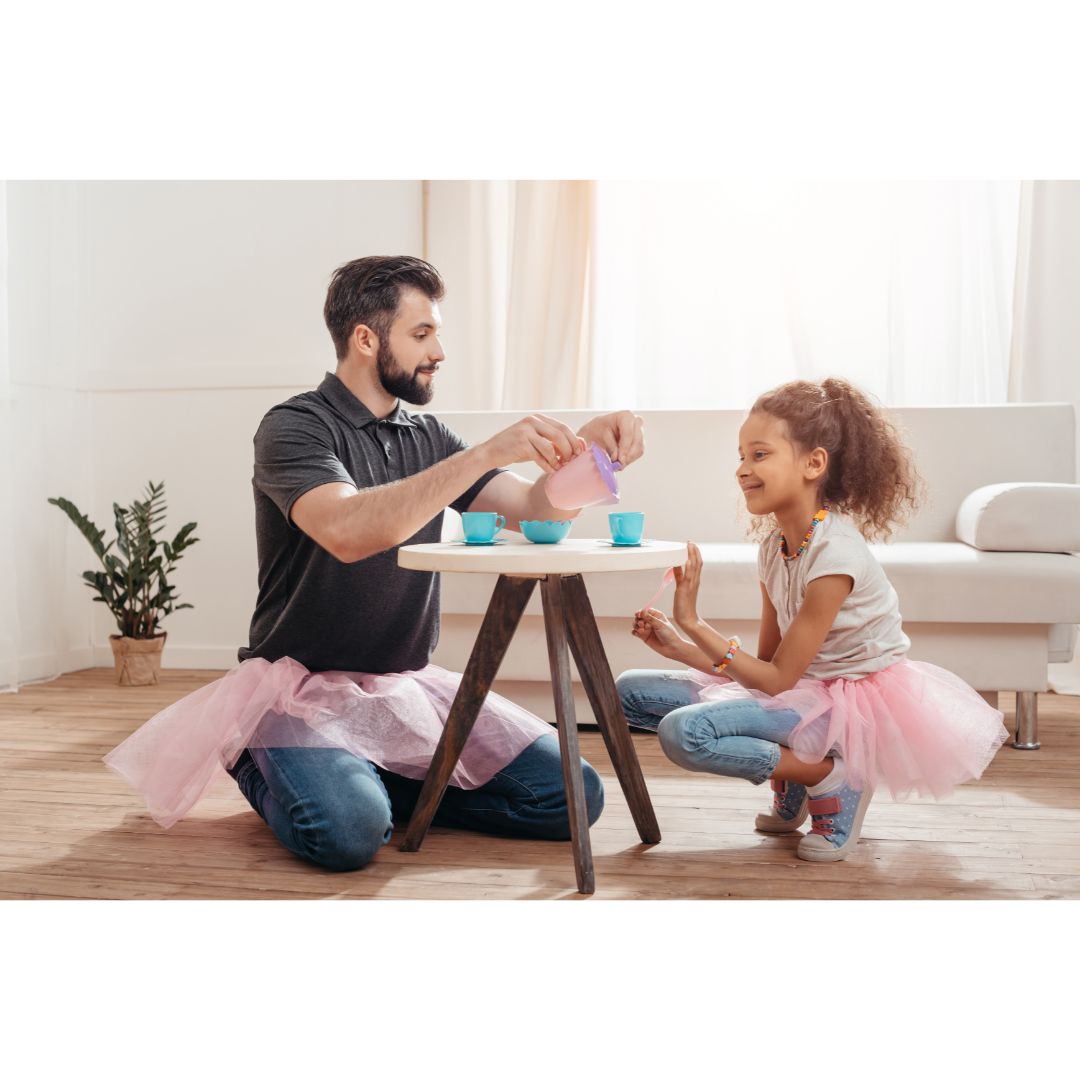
[479,414,585,476]
[576,410,645,466]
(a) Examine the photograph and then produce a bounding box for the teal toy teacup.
[608,511,644,545]
[461,512,505,543]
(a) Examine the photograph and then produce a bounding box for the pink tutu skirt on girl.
[103,657,553,829]
[681,658,1009,800]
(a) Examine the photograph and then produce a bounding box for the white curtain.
[589,180,1022,411]
[502,180,592,410]
[426,180,592,412]
[425,181,512,412]
[1009,180,1080,476]
[1008,180,1080,693]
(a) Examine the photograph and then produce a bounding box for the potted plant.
[48,481,199,686]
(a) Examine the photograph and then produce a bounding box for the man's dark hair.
[323,255,445,360]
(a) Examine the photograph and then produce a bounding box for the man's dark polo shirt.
[239,372,502,674]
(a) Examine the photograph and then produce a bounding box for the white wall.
[8,181,423,679]
[8,182,96,682]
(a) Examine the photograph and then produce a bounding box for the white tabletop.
[398,537,688,576]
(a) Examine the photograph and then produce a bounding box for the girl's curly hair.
[747,377,926,542]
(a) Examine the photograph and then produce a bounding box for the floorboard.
[2,668,1078,900]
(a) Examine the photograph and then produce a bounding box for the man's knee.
[538,760,604,839]
[582,760,605,827]
[513,736,605,836]
[306,793,393,872]
[268,752,393,872]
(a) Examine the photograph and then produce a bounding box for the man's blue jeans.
[616,668,806,785]
[231,733,604,872]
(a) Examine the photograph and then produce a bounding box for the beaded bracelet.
[712,637,741,675]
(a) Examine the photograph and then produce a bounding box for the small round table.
[397,537,688,893]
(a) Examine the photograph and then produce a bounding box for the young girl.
[617,377,1009,862]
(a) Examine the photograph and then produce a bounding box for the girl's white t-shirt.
[758,510,909,681]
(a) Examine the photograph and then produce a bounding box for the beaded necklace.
[780,505,828,561]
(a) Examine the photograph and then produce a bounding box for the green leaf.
[170,522,200,556]
[103,552,127,574]
[48,497,113,561]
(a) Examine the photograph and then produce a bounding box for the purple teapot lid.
[591,442,622,498]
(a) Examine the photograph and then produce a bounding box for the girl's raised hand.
[672,541,704,630]
[632,607,683,657]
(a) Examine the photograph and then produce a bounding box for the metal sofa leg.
[1012,691,1041,750]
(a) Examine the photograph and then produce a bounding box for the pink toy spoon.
[640,567,676,614]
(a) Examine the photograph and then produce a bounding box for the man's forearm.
[523,473,580,521]
[322,447,493,562]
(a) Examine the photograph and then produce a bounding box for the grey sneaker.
[755,778,809,833]
[797,777,874,862]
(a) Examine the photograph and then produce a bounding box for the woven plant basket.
[109,633,167,686]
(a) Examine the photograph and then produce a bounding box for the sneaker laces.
[808,795,842,837]
[770,778,787,814]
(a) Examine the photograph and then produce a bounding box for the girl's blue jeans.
[616,668,805,784]
[231,733,604,873]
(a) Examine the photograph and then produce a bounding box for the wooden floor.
[1,668,1078,900]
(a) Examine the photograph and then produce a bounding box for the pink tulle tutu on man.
[105,658,552,830]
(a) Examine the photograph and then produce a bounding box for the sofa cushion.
[635,542,1080,623]
[438,541,1080,624]
[867,543,1080,623]
[956,483,1080,553]
[686,542,1080,624]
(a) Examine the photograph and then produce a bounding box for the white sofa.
[428,403,1080,749]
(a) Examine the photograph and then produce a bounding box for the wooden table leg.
[401,573,537,852]
[561,573,662,845]
[540,575,595,894]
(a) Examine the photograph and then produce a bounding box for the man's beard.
[377,340,435,407]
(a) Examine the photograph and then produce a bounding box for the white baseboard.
[91,643,239,670]
[10,646,95,687]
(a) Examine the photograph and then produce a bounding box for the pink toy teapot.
[545,442,622,510]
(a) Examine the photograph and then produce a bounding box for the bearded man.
[105,255,645,871]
